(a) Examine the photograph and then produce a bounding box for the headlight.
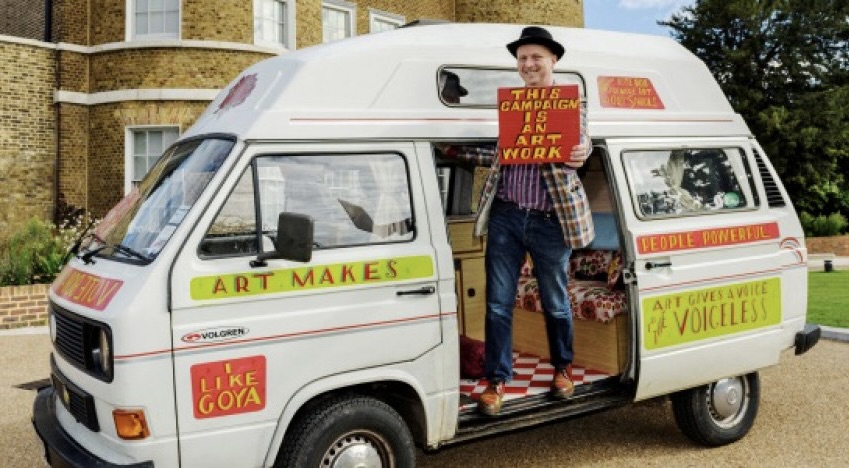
[91,328,112,378]
[99,328,112,375]
[49,313,57,342]
[51,304,114,382]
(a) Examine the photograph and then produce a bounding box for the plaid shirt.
[454,145,595,248]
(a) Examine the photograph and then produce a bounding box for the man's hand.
[564,140,591,169]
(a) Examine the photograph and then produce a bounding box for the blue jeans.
[484,198,574,383]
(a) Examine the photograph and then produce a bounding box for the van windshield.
[90,137,235,262]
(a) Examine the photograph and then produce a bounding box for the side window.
[200,170,258,258]
[265,153,414,247]
[129,0,180,41]
[254,0,295,49]
[322,0,356,43]
[125,127,180,194]
[200,152,414,258]
[368,9,404,33]
[625,148,754,218]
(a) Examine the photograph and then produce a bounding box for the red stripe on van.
[113,311,456,361]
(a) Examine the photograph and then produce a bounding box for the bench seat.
[512,249,628,374]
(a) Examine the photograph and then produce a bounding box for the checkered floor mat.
[459,352,612,408]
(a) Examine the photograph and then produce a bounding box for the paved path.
[4,332,849,467]
[4,256,847,466]
[419,341,849,467]
[808,254,849,271]
[2,332,50,468]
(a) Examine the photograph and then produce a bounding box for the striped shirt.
[496,163,553,211]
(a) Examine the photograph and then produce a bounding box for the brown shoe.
[551,366,575,399]
[478,381,505,416]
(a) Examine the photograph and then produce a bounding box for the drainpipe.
[48,0,62,224]
[44,0,52,42]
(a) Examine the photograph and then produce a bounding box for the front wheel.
[276,395,415,468]
[671,372,760,446]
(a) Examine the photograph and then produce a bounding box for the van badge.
[216,73,257,114]
[191,356,266,418]
[51,268,123,311]
[181,326,250,344]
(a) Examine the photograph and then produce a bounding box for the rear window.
[438,67,585,107]
[624,147,756,219]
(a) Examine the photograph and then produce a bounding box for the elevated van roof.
[183,23,750,142]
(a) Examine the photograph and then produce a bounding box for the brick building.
[0,0,584,233]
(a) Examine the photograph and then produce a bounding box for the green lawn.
[807,270,849,328]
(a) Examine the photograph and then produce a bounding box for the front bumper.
[795,323,821,355]
[32,386,153,468]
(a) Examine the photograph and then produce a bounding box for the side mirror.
[251,212,314,266]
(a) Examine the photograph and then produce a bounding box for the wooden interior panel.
[513,308,627,375]
[583,155,614,212]
[448,221,483,255]
[460,256,486,341]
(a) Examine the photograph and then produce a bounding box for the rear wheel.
[671,372,760,446]
[276,395,415,468]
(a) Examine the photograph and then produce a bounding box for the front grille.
[52,306,86,369]
[50,302,113,382]
[51,355,99,432]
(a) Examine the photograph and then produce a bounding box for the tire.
[671,372,760,447]
[276,394,415,468]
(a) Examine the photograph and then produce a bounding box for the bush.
[0,214,96,286]
[801,211,848,237]
[0,218,65,285]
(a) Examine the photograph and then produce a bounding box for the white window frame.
[125,126,180,194]
[253,0,296,50]
[368,9,404,33]
[321,0,356,43]
[126,0,181,41]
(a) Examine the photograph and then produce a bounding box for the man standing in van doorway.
[439,26,594,416]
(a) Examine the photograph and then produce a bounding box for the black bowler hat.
[506,26,564,60]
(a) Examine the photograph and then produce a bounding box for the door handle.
[396,286,436,296]
[645,261,672,270]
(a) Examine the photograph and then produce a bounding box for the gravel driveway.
[5,331,847,467]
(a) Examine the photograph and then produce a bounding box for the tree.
[661,0,849,216]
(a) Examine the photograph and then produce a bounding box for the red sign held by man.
[498,84,581,165]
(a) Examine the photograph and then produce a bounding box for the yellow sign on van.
[190,255,434,300]
[642,278,781,350]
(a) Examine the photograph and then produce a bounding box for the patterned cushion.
[570,250,612,282]
[570,281,627,323]
[516,275,543,313]
[520,255,534,277]
[606,251,624,290]
[515,250,627,323]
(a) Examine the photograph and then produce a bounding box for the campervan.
[33,23,820,467]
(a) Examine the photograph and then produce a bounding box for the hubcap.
[708,376,748,428]
[321,430,391,468]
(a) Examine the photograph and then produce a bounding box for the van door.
[607,137,791,400]
[167,142,445,467]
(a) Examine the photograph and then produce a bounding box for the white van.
[33,23,820,467]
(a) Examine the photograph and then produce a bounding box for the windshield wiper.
[112,243,151,262]
[79,241,151,264]
[62,218,97,265]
